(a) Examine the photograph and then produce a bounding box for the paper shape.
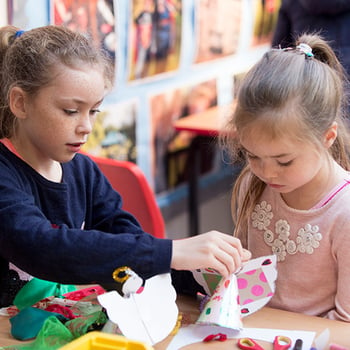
[197,274,242,329]
[192,254,277,328]
[97,273,178,345]
[237,255,277,316]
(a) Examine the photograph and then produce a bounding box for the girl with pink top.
[222,33,350,321]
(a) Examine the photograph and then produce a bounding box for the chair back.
[87,155,166,239]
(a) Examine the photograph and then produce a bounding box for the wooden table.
[173,105,233,137]
[1,295,349,349]
[173,104,235,235]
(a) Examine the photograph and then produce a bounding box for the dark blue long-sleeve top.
[0,143,172,286]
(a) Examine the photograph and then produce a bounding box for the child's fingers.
[204,236,252,277]
[208,251,237,278]
[242,248,252,262]
[217,241,243,276]
[171,231,249,275]
[205,239,243,277]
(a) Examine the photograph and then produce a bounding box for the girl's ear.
[9,87,27,119]
[324,121,338,148]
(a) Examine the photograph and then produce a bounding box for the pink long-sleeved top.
[239,175,350,322]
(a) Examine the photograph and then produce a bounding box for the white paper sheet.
[167,324,315,350]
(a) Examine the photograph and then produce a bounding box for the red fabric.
[45,304,76,319]
[63,286,106,301]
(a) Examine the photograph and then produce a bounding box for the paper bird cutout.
[192,255,277,329]
[98,272,178,345]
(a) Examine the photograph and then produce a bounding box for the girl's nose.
[260,161,278,180]
[77,116,93,135]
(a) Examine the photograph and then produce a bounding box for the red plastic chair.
[87,155,166,239]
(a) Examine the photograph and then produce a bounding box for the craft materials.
[203,333,227,342]
[238,337,265,350]
[192,255,277,329]
[293,339,303,350]
[166,324,315,350]
[238,335,292,350]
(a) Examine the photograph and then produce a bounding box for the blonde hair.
[221,33,350,246]
[0,25,114,138]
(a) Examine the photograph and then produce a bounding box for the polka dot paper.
[192,255,277,329]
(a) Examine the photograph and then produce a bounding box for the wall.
[3,0,279,210]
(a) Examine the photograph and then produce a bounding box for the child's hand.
[171,231,251,278]
[242,248,252,262]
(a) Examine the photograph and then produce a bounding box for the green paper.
[14,278,76,310]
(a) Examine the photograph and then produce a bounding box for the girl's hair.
[0,25,115,138]
[221,33,350,246]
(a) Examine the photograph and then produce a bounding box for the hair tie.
[15,30,25,38]
[296,43,314,57]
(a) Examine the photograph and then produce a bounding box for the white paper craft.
[192,255,277,329]
[196,270,242,329]
[97,272,178,345]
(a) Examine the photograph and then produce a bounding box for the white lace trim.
[251,201,323,261]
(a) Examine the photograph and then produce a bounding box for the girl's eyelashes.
[64,109,78,115]
[63,108,101,116]
[277,160,293,167]
[245,151,294,167]
[90,109,101,115]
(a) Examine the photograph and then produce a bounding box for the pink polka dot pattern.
[237,278,248,289]
[237,267,273,306]
[259,272,267,283]
[251,284,264,296]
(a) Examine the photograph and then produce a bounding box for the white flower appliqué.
[251,201,323,261]
[252,201,273,230]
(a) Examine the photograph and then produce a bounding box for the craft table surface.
[0,294,349,349]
